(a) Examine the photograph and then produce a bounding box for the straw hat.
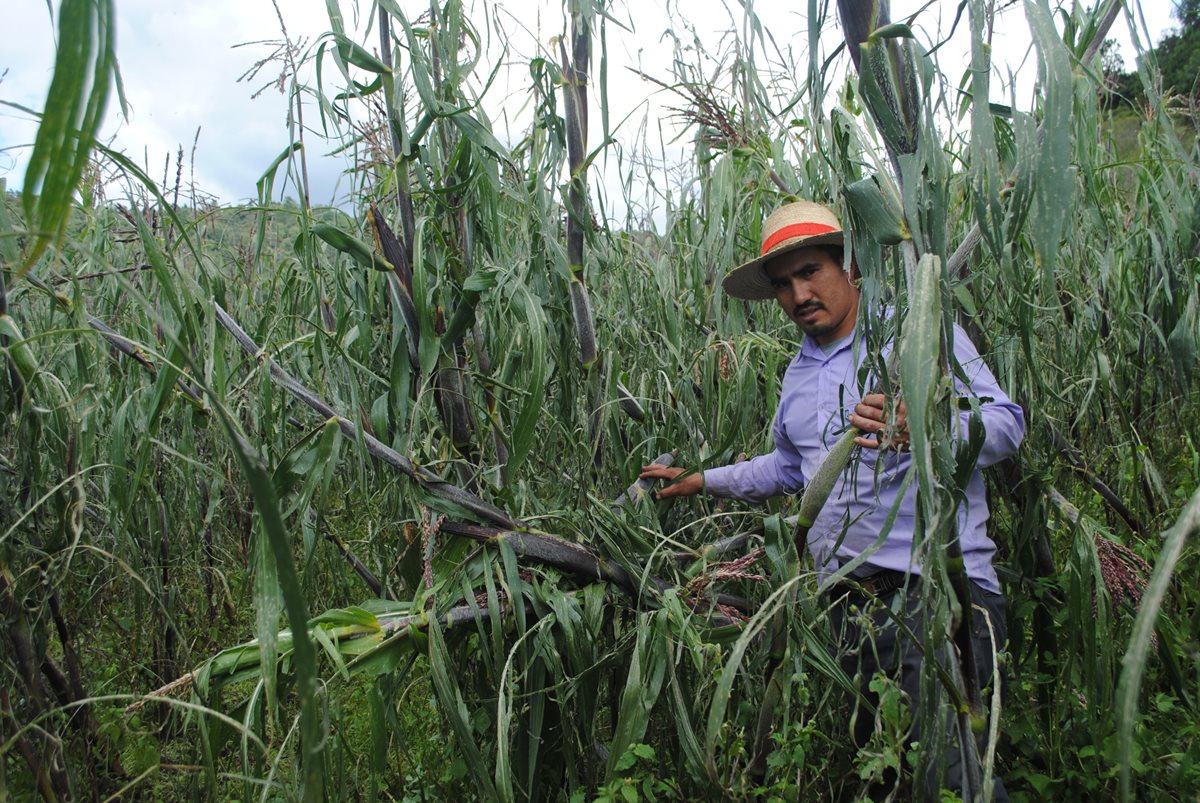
[721,201,845,300]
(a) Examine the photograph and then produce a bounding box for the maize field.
[2,0,1199,799]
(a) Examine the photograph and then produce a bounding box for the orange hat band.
[760,222,838,255]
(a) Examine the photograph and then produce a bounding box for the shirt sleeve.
[951,323,1025,467]
[702,404,806,502]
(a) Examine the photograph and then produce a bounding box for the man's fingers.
[854,432,911,451]
[852,408,912,451]
[849,412,885,433]
[853,395,891,424]
[639,464,684,481]
[853,403,884,422]
[851,394,909,447]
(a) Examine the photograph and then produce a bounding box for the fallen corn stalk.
[127,598,515,712]
[438,520,753,620]
[214,301,518,529]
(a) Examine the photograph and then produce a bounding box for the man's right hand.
[638,464,704,499]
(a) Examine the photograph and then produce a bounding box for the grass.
[2,0,1200,800]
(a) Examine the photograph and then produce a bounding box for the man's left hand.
[850,393,909,450]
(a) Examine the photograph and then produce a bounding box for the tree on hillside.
[1156,0,1200,98]
[1100,39,1141,108]
[1102,0,1200,108]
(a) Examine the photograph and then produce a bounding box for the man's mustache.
[794,302,823,316]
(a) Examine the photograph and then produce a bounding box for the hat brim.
[721,231,845,300]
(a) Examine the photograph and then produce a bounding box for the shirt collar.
[801,329,858,360]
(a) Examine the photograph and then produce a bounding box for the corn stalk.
[561,0,598,371]
[4,0,1198,799]
[760,0,1127,796]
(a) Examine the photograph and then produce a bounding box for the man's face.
[764,246,859,344]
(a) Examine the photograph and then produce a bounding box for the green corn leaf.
[967,0,1005,261]
[898,253,943,505]
[256,143,302,259]
[386,273,421,369]
[133,210,187,326]
[253,516,283,720]
[606,609,668,781]
[870,22,916,40]
[704,577,804,780]
[209,403,324,800]
[440,266,498,348]
[345,629,420,677]
[428,614,498,799]
[506,285,548,475]
[449,110,510,175]
[368,682,387,801]
[390,10,441,114]
[95,143,202,263]
[312,623,350,681]
[665,638,706,778]
[410,220,440,378]
[311,605,383,629]
[1025,0,1076,284]
[1117,484,1200,801]
[21,0,117,273]
[331,33,391,75]
[1167,294,1197,390]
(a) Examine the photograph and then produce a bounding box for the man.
[640,200,1024,799]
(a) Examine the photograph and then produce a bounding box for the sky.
[0,1,1178,220]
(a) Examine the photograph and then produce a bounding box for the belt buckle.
[828,567,906,600]
[857,570,905,598]
[858,574,883,596]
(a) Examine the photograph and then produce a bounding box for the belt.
[829,569,912,599]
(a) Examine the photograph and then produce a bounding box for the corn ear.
[368,205,412,288]
[0,314,37,386]
[613,450,674,507]
[795,427,860,537]
[570,277,598,368]
[856,32,922,156]
[843,175,909,245]
[312,223,394,272]
[837,0,888,70]
[837,0,922,156]
[440,267,498,349]
[616,379,645,422]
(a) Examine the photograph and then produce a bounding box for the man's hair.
[762,243,859,281]
[816,244,844,267]
[816,245,859,280]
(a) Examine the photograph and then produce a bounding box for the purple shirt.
[703,323,1025,593]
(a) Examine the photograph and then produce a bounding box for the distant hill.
[1105,0,1200,111]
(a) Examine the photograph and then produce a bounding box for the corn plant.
[2,0,1198,800]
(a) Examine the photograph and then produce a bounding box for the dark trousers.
[829,579,1009,801]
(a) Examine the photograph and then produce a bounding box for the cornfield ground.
[2,0,1199,800]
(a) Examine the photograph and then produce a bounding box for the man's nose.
[790,277,812,302]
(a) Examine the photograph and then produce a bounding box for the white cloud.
[0,0,1177,210]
